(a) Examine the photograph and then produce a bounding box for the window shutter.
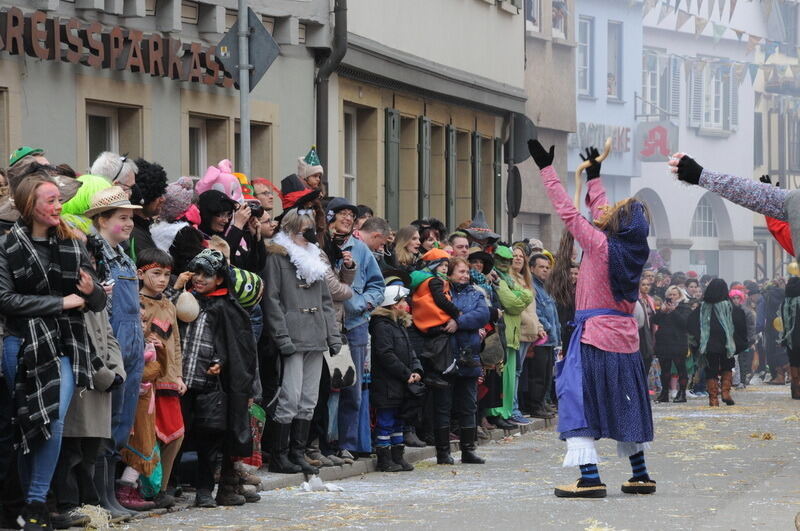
[669,55,681,118]
[445,125,457,229]
[688,66,703,128]
[418,117,431,219]
[471,133,482,217]
[493,139,503,233]
[729,66,739,132]
[384,108,400,229]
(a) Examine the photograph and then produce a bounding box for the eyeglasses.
[337,211,355,220]
[215,211,232,220]
[111,154,129,183]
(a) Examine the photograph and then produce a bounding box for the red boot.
[116,482,156,511]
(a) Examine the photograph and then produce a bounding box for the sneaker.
[338,449,356,464]
[509,415,532,426]
[686,390,699,399]
[151,490,176,509]
[51,508,90,530]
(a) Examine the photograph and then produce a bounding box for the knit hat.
[380,285,410,307]
[231,266,263,308]
[326,197,358,223]
[420,248,450,272]
[297,145,324,180]
[132,158,168,206]
[85,186,143,218]
[160,177,195,222]
[187,249,227,277]
[8,146,44,168]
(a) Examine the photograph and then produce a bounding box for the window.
[641,49,659,115]
[704,69,724,129]
[689,250,719,277]
[754,112,764,167]
[525,0,541,33]
[552,1,567,39]
[690,196,718,237]
[607,21,623,100]
[181,1,199,24]
[298,23,306,44]
[86,104,119,165]
[640,49,680,119]
[779,3,798,45]
[234,120,272,178]
[577,17,593,96]
[688,62,738,133]
[344,107,357,202]
[189,117,207,177]
[145,0,156,16]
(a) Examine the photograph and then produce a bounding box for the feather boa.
[150,221,189,253]
[273,231,328,284]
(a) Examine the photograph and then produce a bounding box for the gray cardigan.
[263,241,341,355]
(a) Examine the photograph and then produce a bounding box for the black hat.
[383,267,412,289]
[326,197,358,222]
[280,173,320,211]
[468,244,494,275]
[463,210,500,241]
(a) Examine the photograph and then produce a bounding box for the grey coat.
[62,309,126,439]
[321,251,355,327]
[263,241,342,355]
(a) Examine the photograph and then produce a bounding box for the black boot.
[289,419,319,475]
[655,388,670,403]
[91,456,131,523]
[403,427,426,448]
[459,427,485,464]
[390,445,414,471]
[103,455,133,520]
[20,501,50,531]
[267,420,302,474]
[434,427,454,465]
[375,447,401,472]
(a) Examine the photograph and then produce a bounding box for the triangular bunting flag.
[697,0,704,14]
[695,16,709,37]
[755,92,762,108]
[677,10,692,30]
[712,22,727,43]
[718,0,724,18]
[658,3,672,24]
[733,29,744,41]
[686,0,692,13]
[707,0,715,19]
[733,63,746,85]
[729,0,737,22]
[764,40,779,61]
[675,0,681,11]
[786,65,794,79]
[746,34,762,54]
[642,0,656,18]
[748,63,759,83]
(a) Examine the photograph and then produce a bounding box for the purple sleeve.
[699,169,788,221]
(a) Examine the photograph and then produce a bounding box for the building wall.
[347,0,526,90]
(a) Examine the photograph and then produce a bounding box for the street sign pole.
[238,0,251,178]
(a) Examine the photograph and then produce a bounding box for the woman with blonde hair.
[652,285,692,403]
[392,226,422,271]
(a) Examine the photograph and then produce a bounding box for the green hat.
[232,266,263,308]
[297,145,324,179]
[494,246,513,260]
[304,145,321,166]
[8,146,44,168]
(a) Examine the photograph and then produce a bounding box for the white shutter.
[729,65,739,131]
[688,66,704,128]
[669,56,681,117]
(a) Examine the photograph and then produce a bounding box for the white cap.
[380,285,410,307]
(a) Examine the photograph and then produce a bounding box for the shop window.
[188,117,207,177]
[577,17,593,97]
[525,0,541,33]
[87,104,120,165]
[181,1,199,24]
[690,197,718,238]
[234,120,273,179]
[607,21,623,100]
[552,1,567,39]
[343,106,357,202]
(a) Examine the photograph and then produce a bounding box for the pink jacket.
[540,167,639,354]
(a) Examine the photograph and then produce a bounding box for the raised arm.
[586,179,609,221]
[540,166,607,253]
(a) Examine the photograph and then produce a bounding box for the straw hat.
[85,186,143,218]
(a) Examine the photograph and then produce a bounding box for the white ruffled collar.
[273,231,328,284]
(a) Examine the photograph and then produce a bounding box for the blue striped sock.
[629,451,648,479]
[579,463,601,485]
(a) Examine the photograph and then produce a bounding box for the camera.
[246,200,265,219]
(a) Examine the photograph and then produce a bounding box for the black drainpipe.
[316,0,347,183]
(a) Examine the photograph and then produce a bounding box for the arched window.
[690,197,718,237]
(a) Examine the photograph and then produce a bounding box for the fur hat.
[160,177,195,222]
[297,145,324,180]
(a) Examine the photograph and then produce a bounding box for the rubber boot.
[721,370,735,406]
[707,378,720,407]
[434,427,454,465]
[673,379,687,403]
[289,419,319,475]
[403,427,426,448]
[92,456,131,522]
[266,420,302,474]
[375,446,401,472]
[791,367,800,400]
[459,427,485,464]
[105,456,135,518]
[390,445,414,471]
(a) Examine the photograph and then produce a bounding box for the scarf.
[699,300,736,358]
[606,202,650,302]
[470,268,491,293]
[273,231,328,284]
[780,296,800,350]
[5,222,101,452]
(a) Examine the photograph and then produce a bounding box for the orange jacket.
[411,277,452,333]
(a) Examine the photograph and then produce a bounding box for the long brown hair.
[394,226,419,267]
[546,230,577,309]
[15,172,76,240]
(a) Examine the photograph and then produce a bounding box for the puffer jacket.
[262,240,341,355]
[449,282,490,378]
[369,307,423,409]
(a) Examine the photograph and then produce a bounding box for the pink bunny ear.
[195,164,222,195]
[218,159,234,173]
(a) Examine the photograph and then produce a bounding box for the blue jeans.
[338,322,368,451]
[512,342,531,418]
[2,336,22,388]
[374,408,403,448]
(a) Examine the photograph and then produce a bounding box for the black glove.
[675,155,703,185]
[579,147,602,181]
[760,174,779,187]
[107,374,124,392]
[527,139,555,170]
[329,344,342,357]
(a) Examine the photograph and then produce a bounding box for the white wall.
[347,0,526,89]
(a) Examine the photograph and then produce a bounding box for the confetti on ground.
[707,444,738,451]
[750,432,774,440]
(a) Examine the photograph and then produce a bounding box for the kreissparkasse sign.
[0,6,234,87]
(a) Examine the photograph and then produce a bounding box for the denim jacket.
[338,236,385,331]
[533,277,561,347]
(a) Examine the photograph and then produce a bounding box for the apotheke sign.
[0,7,233,87]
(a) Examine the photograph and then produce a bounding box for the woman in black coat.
[369,288,423,472]
[652,285,692,403]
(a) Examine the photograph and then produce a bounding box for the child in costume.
[370,285,423,472]
[136,248,185,508]
[529,140,655,499]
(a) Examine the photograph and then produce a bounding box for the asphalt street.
[123,384,800,531]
